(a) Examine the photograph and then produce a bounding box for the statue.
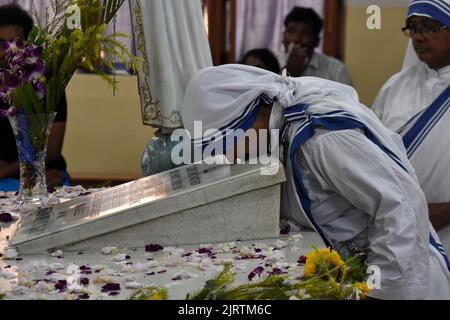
[129,0,213,176]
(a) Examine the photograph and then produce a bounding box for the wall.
[63,74,156,181]
[344,0,410,106]
[63,1,413,179]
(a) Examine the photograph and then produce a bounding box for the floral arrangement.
[0,0,139,116]
[0,0,138,201]
[129,248,372,301]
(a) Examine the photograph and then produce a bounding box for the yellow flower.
[146,292,164,300]
[303,248,346,279]
[355,282,372,298]
[304,250,318,278]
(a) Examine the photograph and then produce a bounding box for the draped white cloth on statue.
[129,0,212,129]
[235,0,324,61]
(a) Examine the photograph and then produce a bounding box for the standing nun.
[181,64,450,300]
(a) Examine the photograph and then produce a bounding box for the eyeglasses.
[402,24,447,37]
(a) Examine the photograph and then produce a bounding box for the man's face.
[283,21,320,57]
[408,16,450,70]
[0,25,24,58]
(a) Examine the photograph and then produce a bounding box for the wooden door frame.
[323,0,345,59]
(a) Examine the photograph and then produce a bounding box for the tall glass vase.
[7,112,56,205]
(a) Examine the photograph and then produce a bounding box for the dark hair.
[240,48,281,74]
[285,7,323,36]
[0,4,34,38]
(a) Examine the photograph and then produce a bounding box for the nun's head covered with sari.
[181,64,411,172]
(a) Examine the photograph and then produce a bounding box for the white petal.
[125,281,142,290]
[50,250,64,257]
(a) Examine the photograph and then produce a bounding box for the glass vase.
[7,112,56,205]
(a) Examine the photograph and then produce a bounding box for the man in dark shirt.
[0,4,69,190]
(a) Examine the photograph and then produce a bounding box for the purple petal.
[78,293,90,300]
[79,278,90,286]
[248,266,264,281]
[0,213,13,223]
[145,244,164,252]
[298,256,307,265]
[198,248,213,257]
[55,280,68,292]
[269,268,287,276]
[101,283,121,292]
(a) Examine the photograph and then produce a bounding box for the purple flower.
[78,293,90,300]
[248,266,264,281]
[101,283,121,293]
[0,38,46,106]
[2,38,25,55]
[0,212,13,223]
[145,244,163,252]
[198,248,213,257]
[79,277,90,286]
[298,256,307,265]
[269,268,287,276]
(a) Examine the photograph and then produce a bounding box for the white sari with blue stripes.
[373,62,450,274]
[399,86,450,257]
[280,87,450,299]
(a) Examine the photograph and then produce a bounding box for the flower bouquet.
[129,248,372,301]
[0,0,138,204]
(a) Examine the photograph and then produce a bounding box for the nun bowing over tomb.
[181,64,450,300]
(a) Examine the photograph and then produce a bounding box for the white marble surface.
[0,189,324,300]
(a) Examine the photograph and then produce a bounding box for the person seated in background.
[280,6,353,86]
[0,4,70,191]
[240,48,281,74]
[372,0,450,254]
[181,64,450,299]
